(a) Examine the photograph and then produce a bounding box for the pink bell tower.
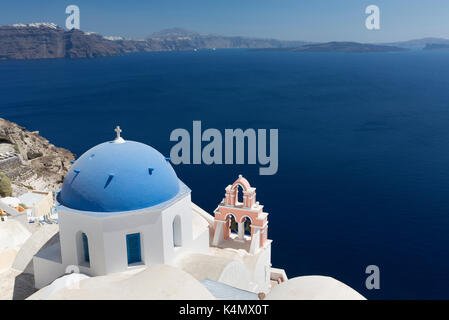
[212,175,269,254]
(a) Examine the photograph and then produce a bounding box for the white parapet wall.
[33,244,65,289]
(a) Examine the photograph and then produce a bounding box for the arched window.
[76,231,90,267]
[82,233,90,263]
[173,215,182,247]
[242,217,252,236]
[236,185,244,205]
[228,214,238,234]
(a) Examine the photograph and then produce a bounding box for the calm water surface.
[2,49,449,299]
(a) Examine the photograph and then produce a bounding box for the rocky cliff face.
[0,25,65,59]
[0,25,303,60]
[147,28,306,49]
[0,118,75,196]
[63,29,126,58]
[0,25,154,60]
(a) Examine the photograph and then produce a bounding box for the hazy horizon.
[1,0,449,43]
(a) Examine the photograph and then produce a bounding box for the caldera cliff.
[0,118,75,196]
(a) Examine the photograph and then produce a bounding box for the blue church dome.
[58,137,181,213]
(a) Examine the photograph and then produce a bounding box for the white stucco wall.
[33,254,65,289]
[34,193,209,288]
[58,210,106,275]
[161,195,208,264]
[218,260,252,291]
[252,243,272,293]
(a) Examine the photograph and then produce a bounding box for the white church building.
[33,127,280,294]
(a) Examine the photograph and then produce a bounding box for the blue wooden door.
[126,233,141,264]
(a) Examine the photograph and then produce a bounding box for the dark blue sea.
[2,49,449,299]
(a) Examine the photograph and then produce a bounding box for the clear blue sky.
[1,0,449,42]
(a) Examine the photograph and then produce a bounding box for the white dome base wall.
[34,192,209,288]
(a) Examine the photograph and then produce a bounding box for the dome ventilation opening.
[69,169,81,185]
[104,174,115,189]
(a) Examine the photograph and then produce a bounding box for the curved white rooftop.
[28,265,216,300]
[266,276,366,300]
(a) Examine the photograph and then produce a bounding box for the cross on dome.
[115,126,122,138]
[113,126,125,144]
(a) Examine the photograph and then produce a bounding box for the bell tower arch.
[212,175,269,254]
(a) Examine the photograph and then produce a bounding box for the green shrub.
[0,172,12,197]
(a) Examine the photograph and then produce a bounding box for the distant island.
[382,38,449,50]
[1,23,449,60]
[253,42,407,53]
[423,43,449,50]
[293,42,407,53]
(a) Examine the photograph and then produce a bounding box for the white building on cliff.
[33,127,278,295]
